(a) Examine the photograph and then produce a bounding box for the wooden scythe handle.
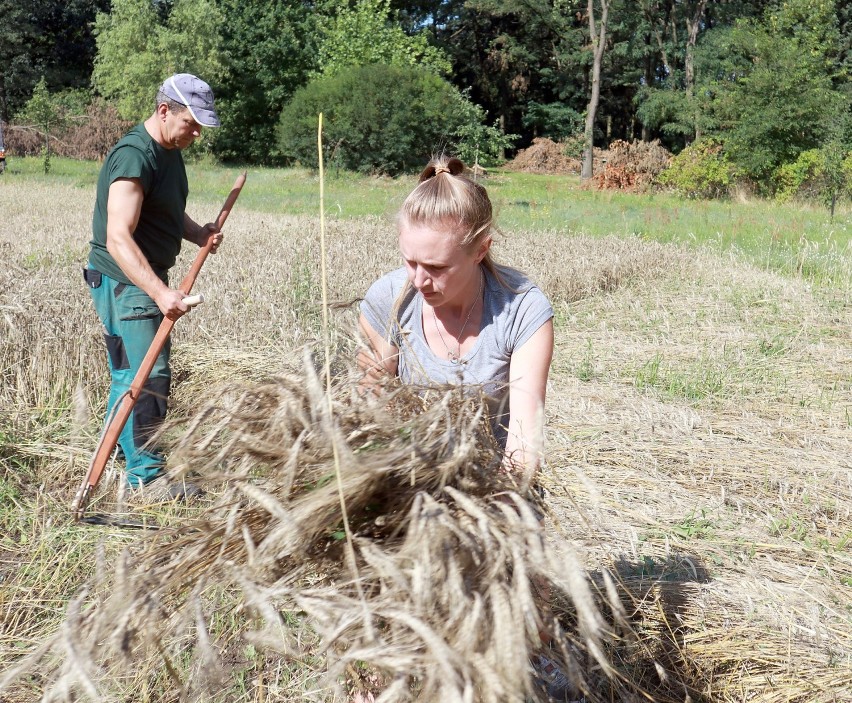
[72,171,246,521]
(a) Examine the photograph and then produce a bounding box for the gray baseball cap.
[159,73,220,128]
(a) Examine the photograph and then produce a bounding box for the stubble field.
[0,173,850,702]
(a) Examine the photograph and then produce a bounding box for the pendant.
[448,351,460,364]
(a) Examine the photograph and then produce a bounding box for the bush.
[774,145,852,207]
[844,153,852,198]
[657,139,738,199]
[277,63,473,175]
[452,94,517,167]
[774,149,826,203]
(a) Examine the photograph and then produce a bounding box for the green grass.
[4,155,850,283]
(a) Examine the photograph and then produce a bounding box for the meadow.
[0,158,850,702]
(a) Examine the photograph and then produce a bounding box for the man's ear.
[156,103,170,120]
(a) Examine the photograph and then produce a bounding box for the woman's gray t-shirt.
[361,266,553,445]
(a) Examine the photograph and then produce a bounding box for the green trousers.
[86,267,170,486]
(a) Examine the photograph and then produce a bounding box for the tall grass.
[4,156,850,285]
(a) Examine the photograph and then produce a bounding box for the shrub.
[452,94,517,167]
[277,63,472,175]
[774,149,826,203]
[844,152,852,198]
[657,139,738,199]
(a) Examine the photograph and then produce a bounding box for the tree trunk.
[582,0,609,180]
[642,36,653,142]
[685,0,707,141]
[684,0,706,92]
[653,28,673,81]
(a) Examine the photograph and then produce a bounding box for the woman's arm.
[358,313,400,391]
[504,318,555,479]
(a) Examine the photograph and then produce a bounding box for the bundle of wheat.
[5,353,634,702]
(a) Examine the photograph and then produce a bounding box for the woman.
[359,157,577,700]
[359,155,554,477]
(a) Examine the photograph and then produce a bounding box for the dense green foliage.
[0,0,107,122]
[4,0,852,198]
[317,0,451,77]
[92,0,224,122]
[212,0,320,164]
[277,64,472,175]
[695,11,847,189]
[656,139,737,199]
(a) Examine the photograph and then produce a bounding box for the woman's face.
[398,219,489,309]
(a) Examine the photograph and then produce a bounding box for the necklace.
[432,271,484,364]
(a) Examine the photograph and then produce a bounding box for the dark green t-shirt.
[89,124,189,284]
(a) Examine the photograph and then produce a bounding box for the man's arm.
[504,318,555,479]
[105,178,189,320]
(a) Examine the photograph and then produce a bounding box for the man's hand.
[154,287,191,321]
[184,214,223,253]
[198,221,223,253]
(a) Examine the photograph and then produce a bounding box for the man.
[85,73,223,491]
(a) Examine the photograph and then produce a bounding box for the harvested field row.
[0,181,849,702]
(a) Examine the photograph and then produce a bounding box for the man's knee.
[133,376,170,448]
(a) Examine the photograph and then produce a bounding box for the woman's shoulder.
[485,266,553,349]
[488,265,549,301]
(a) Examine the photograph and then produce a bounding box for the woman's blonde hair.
[385,156,520,342]
[399,155,500,276]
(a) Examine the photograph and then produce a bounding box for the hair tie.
[433,165,451,176]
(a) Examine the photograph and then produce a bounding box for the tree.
[581,0,610,179]
[317,0,451,77]
[697,1,848,187]
[627,0,772,148]
[92,0,224,122]
[452,96,519,166]
[431,0,590,152]
[0,0,37,123]
[278,63,474,175]
[212,0,320,164]
[0,0,107,122]
[16,78,64,173]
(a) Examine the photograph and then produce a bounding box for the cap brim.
[186,105,220,128]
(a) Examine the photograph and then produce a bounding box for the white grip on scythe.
[182,294,205,308]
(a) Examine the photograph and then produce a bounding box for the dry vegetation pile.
[1,180,850,702]
[506,138,583,175]
[1,102,132,161]
[590,140,672,192]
